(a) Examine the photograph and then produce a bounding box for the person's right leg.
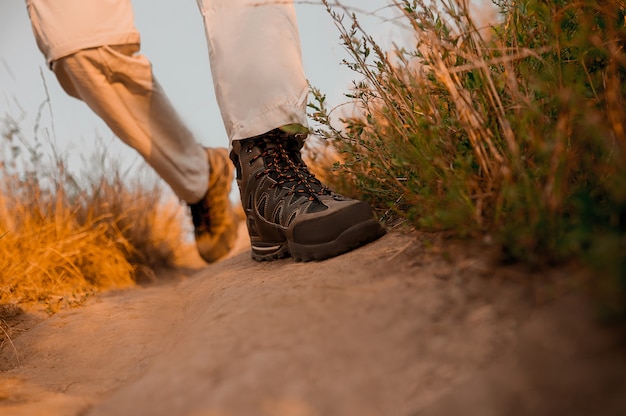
[53,46,238,262]
[53,45,210,204]
[196,0,385,261]
[27,0,237,262]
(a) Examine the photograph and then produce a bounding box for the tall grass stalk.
[310,0,626,316]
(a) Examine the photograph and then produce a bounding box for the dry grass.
[0,120,190,312]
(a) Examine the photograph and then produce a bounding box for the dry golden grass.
[0,130,190,311]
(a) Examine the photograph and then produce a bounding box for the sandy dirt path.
[1,224,625,415]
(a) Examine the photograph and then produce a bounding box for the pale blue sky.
[0,1,402,174]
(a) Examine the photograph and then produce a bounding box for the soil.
[1,223,625,416]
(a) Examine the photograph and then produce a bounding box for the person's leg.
[27,0,237,262]
[197,0,385,262]
[52,45,209,204]
[53,47,239,262]
[195,0,308,143]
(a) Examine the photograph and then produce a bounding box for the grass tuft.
[0,117,190,312]
[310,0,626,318]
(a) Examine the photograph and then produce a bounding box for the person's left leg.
[195,0,308,143]
[196,0,385,261]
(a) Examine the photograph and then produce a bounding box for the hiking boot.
[190,147,238,263]
[230,127,385,262]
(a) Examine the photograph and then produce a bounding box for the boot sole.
[250,219,385,262]
[290,218,385,262]
[250,241,291,262]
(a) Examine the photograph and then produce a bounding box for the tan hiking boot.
[190,147,238,263]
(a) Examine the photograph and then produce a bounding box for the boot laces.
[247,133,329,201]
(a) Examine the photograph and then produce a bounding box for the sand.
[1,223,625,415]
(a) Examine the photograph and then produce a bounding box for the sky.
[0,1,403,176]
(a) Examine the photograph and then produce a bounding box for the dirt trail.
[1,224,625,416]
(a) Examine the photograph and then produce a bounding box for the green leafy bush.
[310,0,626,317]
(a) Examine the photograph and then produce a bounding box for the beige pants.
[25,0,309,203]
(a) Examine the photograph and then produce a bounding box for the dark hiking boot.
[190,147,238,263]
[230,127,385,262]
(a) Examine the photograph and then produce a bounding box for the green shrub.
[310,0,626,317]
